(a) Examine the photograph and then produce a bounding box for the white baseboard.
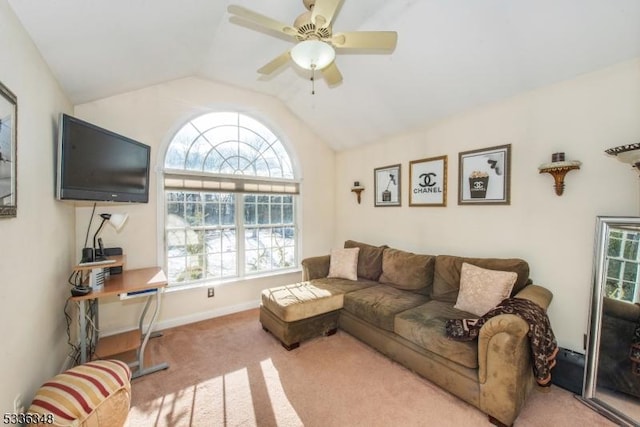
[100,300,261,337]
[155,300,260,331]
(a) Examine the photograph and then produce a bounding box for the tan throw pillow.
[328,247,360,281]
[454,262,517,316]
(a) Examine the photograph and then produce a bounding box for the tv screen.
[56,114,150,203]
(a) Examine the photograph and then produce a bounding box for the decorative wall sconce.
[538,152,581,196]
[605,143,640,176]
[351,181,364,204]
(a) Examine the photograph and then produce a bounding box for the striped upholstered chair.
[28,359,131,427]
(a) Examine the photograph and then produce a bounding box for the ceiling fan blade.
[228,5,297,38]
[331,31,398,50]
[321,61,343,85]
[257,51,292,75]
[311,0,343,28]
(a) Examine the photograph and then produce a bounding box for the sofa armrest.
[603,297,640,322]
[477,313,532,425]
[477,284,553,425]
[513,284,553,310]
[301,255,330,280]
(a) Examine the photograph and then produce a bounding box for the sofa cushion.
[454,262,517,316]
[262,282,345,322]
[395,300,479,369]
[328,247,360,281]
[311,277,379,294]
[343,284,429,332]
[378,248,435,294]
[432,255,530,303]
[344,240,386,281]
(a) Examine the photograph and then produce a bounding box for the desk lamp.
[93,213,129,260]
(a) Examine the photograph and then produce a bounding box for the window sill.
[163,268,302,294]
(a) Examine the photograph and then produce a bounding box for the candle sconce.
[351,181,364,204]
[538,152,581,196]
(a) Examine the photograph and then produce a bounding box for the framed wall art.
[409,155,447,207]
[374,164,401,207]
[458,144,511,205]
[0,81,17,218]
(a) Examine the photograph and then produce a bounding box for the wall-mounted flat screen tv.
[56,114,150,203]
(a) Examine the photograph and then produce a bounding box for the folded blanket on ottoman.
[445,297,558,385]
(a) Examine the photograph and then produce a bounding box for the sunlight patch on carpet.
[260,358,304,427]
[222,368,257,426]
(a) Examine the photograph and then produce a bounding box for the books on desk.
[78,259,117,267]
[119,288,158,300]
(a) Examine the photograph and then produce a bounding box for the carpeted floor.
[124,309,615,427]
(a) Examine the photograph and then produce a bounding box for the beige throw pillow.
[328,247,360,281]
[454,262,517,316]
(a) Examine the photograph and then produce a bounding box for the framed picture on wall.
[409,155,447,207]
[374,164,401,207]
[0,81,17,218]
[458,144,511,205]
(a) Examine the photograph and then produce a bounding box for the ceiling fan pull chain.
[311,64,316,95]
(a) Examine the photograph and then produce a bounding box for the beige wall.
[73,77,335,333]
[0,1,74,413]
[334,58,640,352]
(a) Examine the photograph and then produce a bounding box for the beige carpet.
[124,309,615,427]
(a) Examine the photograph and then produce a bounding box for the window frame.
[605,229,640,302]
[157,111,302,290]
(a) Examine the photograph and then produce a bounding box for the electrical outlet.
[14,393,24,414]
[207,288,215,298]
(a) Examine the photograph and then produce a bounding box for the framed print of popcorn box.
[458,144,511,205]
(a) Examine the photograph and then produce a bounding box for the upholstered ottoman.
[28,359,131,427]
[260,281,345,350]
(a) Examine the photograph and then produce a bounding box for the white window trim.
[155,111,304,289]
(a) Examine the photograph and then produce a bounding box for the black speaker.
[103,247,123,275]
[552,347,585,395]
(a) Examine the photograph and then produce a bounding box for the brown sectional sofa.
[260,240,553,426]
[598,297,640,398]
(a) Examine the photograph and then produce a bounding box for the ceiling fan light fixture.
[290,40,335,71]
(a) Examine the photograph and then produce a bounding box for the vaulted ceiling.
[7,0,640,151]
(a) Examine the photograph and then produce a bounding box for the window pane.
[205,230,222,253]
[204,202,220,226]
[221,195,235,225]
[221,251,237,276]
[257,203,269,224]
[624,238,639,259]
[167,230,186,257]
[244,202,256,225]
[283,203,293,223]
[623,262,638,282]
[186,203,203,227]
[270,203,282,224]
[621,282,635,302]
[608,236,622,257]
[607,259,622,278]
[245,228,259,249]
[168,257,187,283]
[605,279,621,299]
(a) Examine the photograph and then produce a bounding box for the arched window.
[162,112,299,286]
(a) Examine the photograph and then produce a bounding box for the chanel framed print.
[0,81,17,218]
[458,144,511,205]
[374,164,401,207]
[409,155,447,207]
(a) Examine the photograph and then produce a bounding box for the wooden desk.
[70,260,169,378]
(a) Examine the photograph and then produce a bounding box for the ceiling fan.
[227,0,398,87]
